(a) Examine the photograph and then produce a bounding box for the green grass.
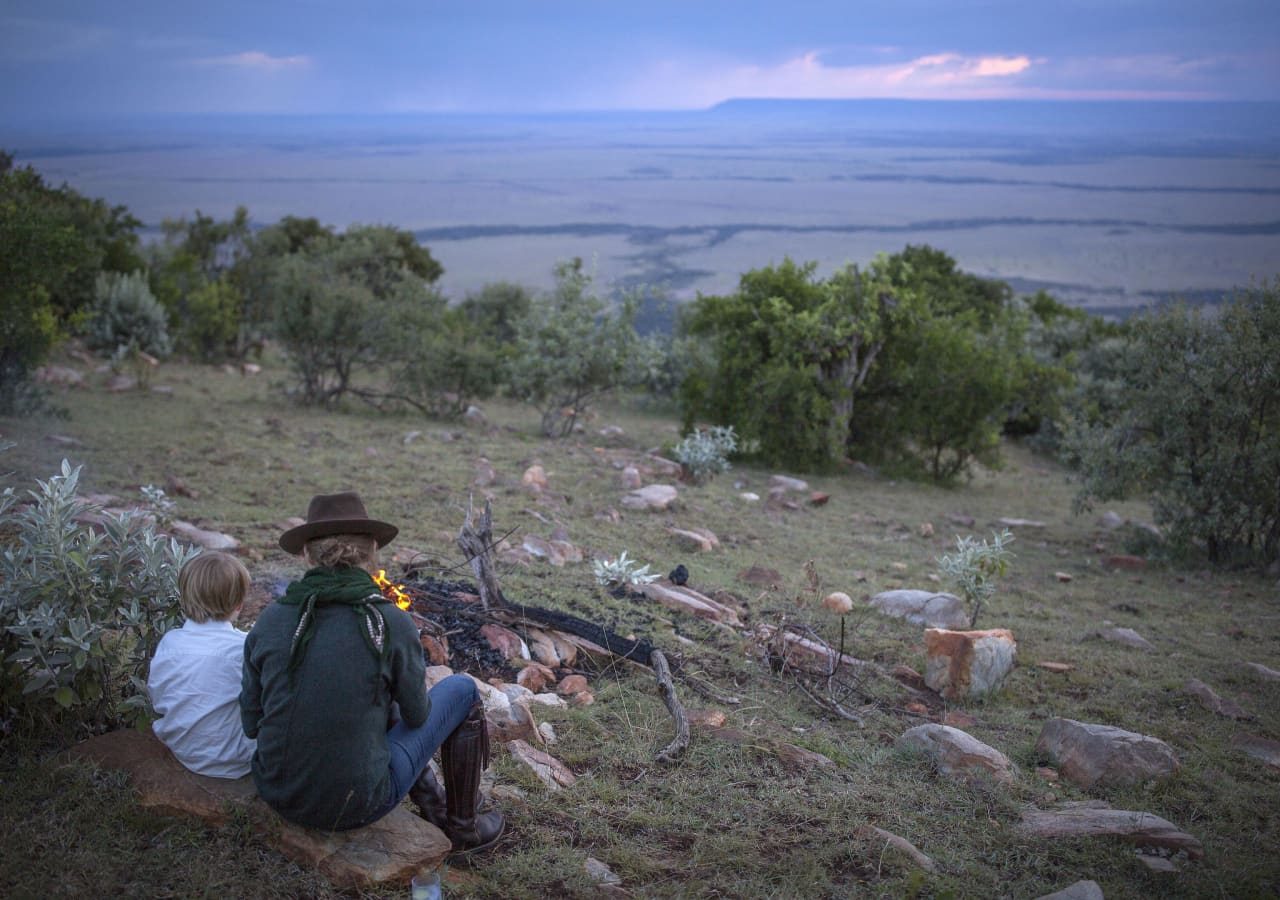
[3,358,1278,898]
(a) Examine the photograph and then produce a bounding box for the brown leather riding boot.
[408,765,447,830]
[440,701,506,853]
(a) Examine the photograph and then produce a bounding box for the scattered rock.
[948,513,976,527]
[620,484,678,511]
[1104,555,1146,571]
[507,739,577,790]
[1184,678,1253,720]
[739,492,760,502]
[1036,879,1104,900]
[570,690,594,707]
[1137,854,1179,873]
[822,591,853,615]
[497,682,535,705]
[942,710,978,729]
[889,562,909,572]
[897,723,1016,786]
[737,565,782,587]
[549,540,582,564]
[755,624,867,675]
[521,464,548,492]
[68,730,448,888]
[168,520,239,552]
[538,722,558,745]
[1244,661,1280,681]
[1016,800,1202,859]
[890,664,928,692]
[768,474,809,492]
[1036,766,1060,782]
[530,693,568,709]
[699,723,835,773]
[1037,661,1074,674]
[639,581,742,626]
[240,362,261,376]
[1097,511,1126,530]
[1095,626,1155,651]
[923,628,1018,699]
[463,405,486,425]
[869,590,969,629]
[525,629,578,667]
[485,699,539,744]
[164,474,199,499]
[1035,718,1180,789]
[35,365,84,387]
[687,708,728,729]
[808,491,830,507]
[423,665,455,689]
[1054,572,1073,583]
[516,663,557,693]
[668,526,717,552]
[1232,734,1280,770]
[597,425,624,439]
[556,674,589,696]
[419,632,450,667]
[522,534,567,566]
[998,517,1046,528]
[619,466,642,490]
[645,455,684,477]
[858,825,936,873]
[584,856,622,886]
[480,623,529,661]
[105,374,137,392]
[473,458,497,487]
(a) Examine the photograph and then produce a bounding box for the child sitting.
[147,551,257,778]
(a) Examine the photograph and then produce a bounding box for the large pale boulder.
[621,484,678,510]
[896,724,1016,786]
[68,730,449,888]
[1035,718,1180,789]
[923,628,1017,699]
[869,590,969,629]
[1016,800,1202,859]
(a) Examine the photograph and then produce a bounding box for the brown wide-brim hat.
[279,491,398,555]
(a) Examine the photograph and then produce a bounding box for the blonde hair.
[304,533,378,570]
[178,551,251,623]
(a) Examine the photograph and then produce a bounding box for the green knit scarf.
[278,566,392,673]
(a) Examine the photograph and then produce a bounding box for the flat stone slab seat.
[68,729,449,889]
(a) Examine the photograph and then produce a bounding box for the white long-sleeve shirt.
[147,618,257,778]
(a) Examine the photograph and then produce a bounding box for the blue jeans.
[364,674,479,824]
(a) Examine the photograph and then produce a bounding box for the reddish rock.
[1054,572,1073,583]
[486,700,539,745]
[555,674,589,695]
[480,623,528,661]
[687,708,727,729]
[570,690,595,707]
[668,527,716,552]
[1036,766,1060,782]
[1185,678,1253,720]
[1104,554,1147,571]
[507,739,577,790]
[521,464,548,492]
[418,632,450,667]
[525,629,578,667]
[1232,734,1280,770]
[516,663,557,693]
[1037,661,1074,674]
[923,628,1017,699]
[737,565,782,587]
[897,723,1016,786]
[1035,718,1180,789]
[942,711,978,729]
[808,491,830,507]
[822,591,853,614]
[1016,801,1202,859]
[68,730,448,887]
[621,484,679,511]
[890,665,929,692]
[473,458,497,487]
[905,701,929,715]
[619,466,642,490]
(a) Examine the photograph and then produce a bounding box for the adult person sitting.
[241,491,504,853]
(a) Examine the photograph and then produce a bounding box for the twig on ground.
[794,677,868,725]
[651,649,690,764]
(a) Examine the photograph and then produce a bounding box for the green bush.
[387,306,504,418]
[0,461,198,735]
[84,271,172,359]
[672,425,738,484]
[1067,282,1280,565]
[509,260,642,437]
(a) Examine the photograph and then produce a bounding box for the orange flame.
[373,569,412,610]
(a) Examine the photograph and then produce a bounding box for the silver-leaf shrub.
[672,425,737,484]
[0,460,198,734]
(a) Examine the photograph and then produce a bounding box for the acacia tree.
[679,257,902,469]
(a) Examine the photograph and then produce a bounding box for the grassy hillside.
[2,358,1277,899]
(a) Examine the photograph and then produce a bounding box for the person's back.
[148,551,256,779]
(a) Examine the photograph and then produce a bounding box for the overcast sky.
[2,0,1278,119]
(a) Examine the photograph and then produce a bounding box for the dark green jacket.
[240,596,428,830]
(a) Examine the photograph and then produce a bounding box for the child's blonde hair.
[303,533,378,570]
[178,551,251,623]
